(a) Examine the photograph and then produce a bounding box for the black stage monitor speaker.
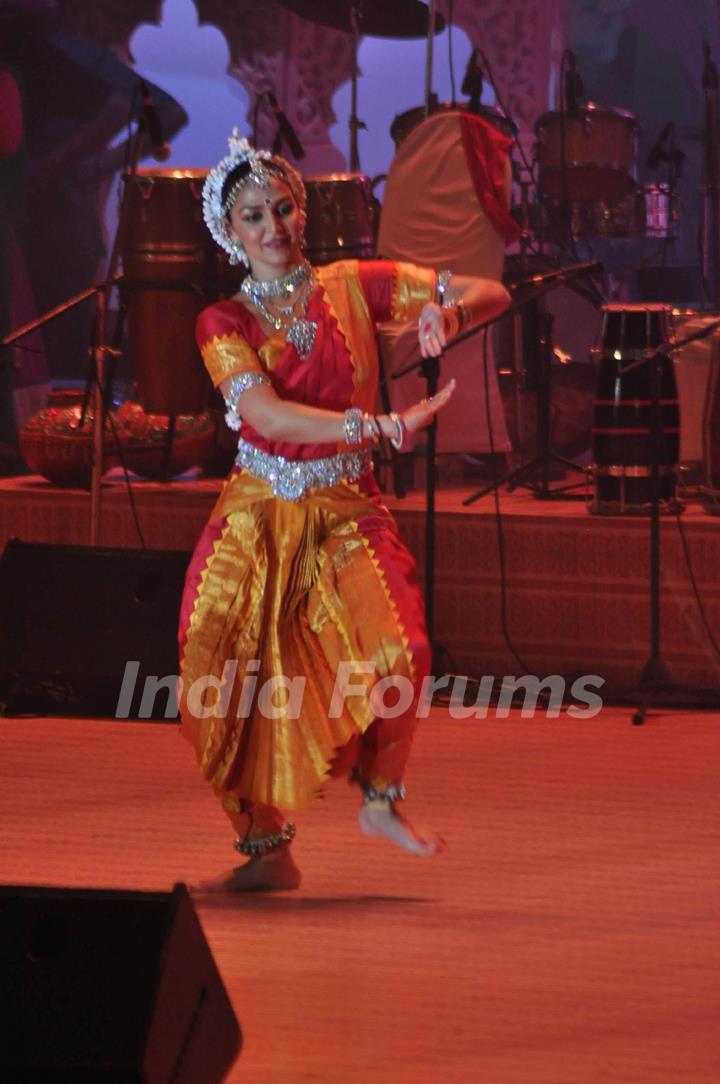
[0,882,241,1082]
[0,540,191,718]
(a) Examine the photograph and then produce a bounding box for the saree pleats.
[179,471,429,811]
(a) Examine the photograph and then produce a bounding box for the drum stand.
[463,265,601,505]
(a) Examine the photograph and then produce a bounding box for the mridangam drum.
[303,173,379,264]
[122,168,226,416]
[535,106,638,202]
[590,304,680,514]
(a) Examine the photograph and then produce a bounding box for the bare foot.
[358,801,444,857]
[190,847,302,893]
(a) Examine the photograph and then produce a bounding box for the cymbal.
[277,0,445,38]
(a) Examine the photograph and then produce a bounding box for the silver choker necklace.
[241,267,319,359]
[241,261,312,300]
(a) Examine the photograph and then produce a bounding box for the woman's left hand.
[417,302,462,358]
[417,302,448,358]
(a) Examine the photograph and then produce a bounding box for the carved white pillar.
[195,0,354,173]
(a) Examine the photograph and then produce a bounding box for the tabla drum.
[534,106,638,202]
[390,101,517,149]
[303,173,379,264]
[122,168,228,416]
[590,304,680,514]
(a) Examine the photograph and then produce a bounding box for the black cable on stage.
[674,507,720,663]
[477,46,535,183]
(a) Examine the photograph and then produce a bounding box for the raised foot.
[358,801,444,857]
[191,848,302,893]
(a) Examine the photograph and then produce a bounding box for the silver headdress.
[202,128,307,267]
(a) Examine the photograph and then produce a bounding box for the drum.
[541,182,679,242]
[390,101,516,149]
[303,173,379,264]
[540,188,645,240]
[534,107,638,202]
[590,304,680,514]
[122,169,225,416]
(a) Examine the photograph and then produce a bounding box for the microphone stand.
[460,263,603,505]
[348,4,367,172]
[390,265,595,661]
[87,96,150,544]
[701,43,720,309]
[424,0,436,117]
[623,317,720,722]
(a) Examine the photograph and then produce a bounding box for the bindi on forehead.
[237,193,294,212]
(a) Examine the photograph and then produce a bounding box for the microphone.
[139,79,171,162]
[461,49,484,111]
[564,50,585,114]
[266,92,305,160]
[646,121,674,169]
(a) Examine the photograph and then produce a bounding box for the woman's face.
[228,176,304,280]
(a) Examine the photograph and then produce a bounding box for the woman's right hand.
[402,378,457,435]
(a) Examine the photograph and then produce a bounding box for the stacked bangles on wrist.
[445,300,471,339]
[343,408,407,451]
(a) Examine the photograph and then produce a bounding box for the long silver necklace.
[242,266,318,358]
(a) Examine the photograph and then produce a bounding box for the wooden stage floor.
[2,706,719,1083]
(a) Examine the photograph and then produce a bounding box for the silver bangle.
[343,406,364,445]
[388,412,406,451]
[437,268,452,307]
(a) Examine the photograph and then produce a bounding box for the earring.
[228,239,248,267]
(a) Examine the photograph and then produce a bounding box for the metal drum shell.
[590,304,680,513]
[534,106,639,202]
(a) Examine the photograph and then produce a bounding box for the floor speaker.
[0,882,241,1082]
[0,540,191,718]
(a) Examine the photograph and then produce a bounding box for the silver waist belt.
[234,438,372,500]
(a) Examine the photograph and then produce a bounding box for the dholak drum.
[303,173,379,265]
[591,304,681,514]
[122,168,228,416]
[534,106,638,202]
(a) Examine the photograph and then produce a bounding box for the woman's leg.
[353,712,443,857]
[193,797,301,893]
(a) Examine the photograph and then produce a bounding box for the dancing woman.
[179,132,510,891]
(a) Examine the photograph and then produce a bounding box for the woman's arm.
[418,274,511,359]
[219,374,456,447]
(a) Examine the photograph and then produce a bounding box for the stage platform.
[1,471,720,694]
[1,707,718,1083]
